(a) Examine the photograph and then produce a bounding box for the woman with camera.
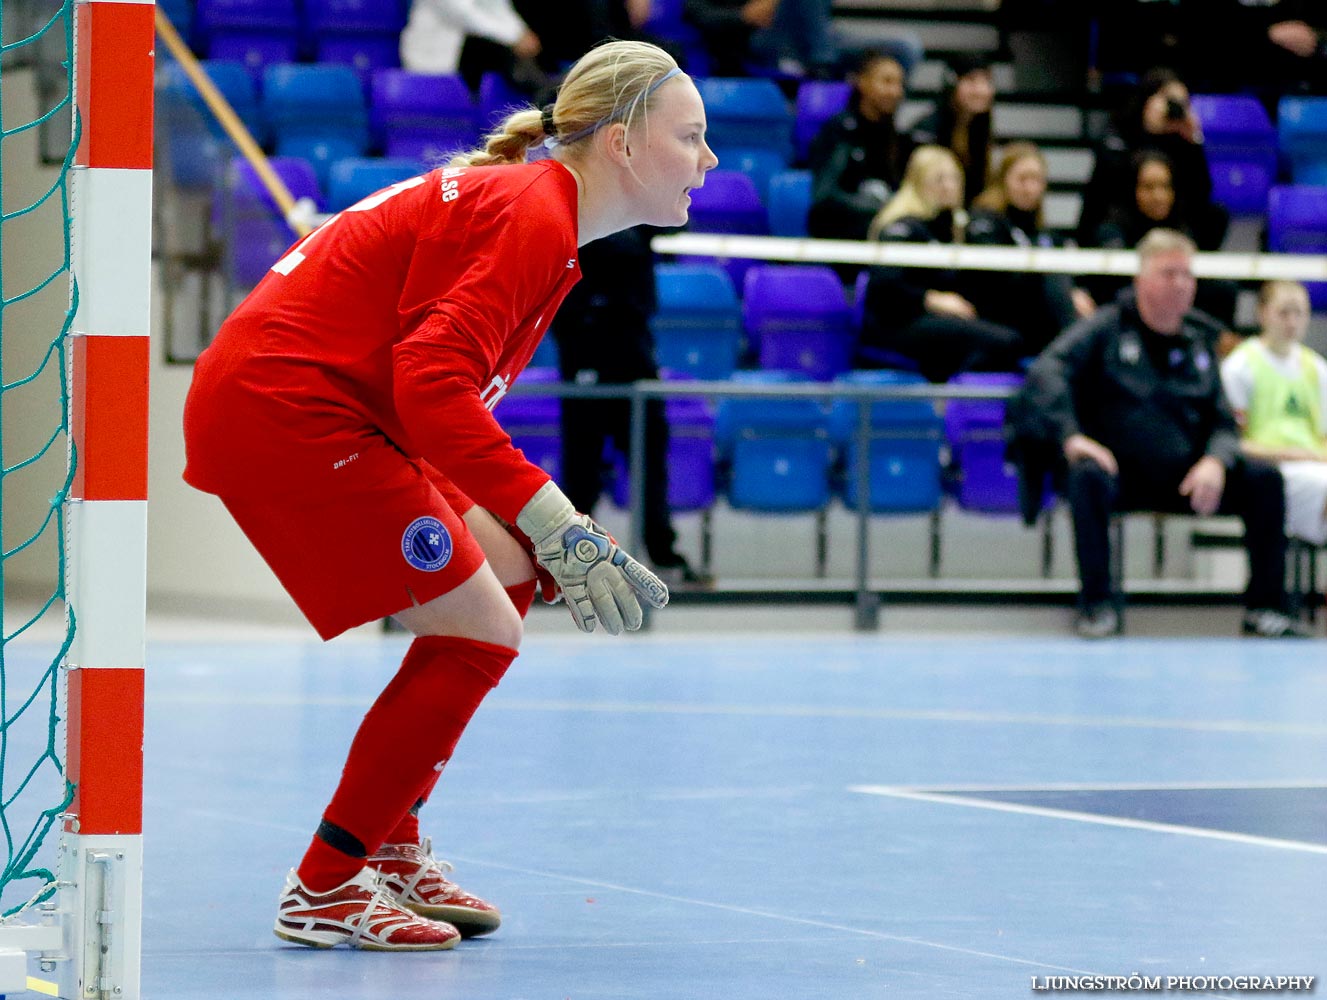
[1077,68,1228,253]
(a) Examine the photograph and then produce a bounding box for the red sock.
[380,580,537,848]
[297,635,516,892]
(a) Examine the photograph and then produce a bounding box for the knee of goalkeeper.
[516,481,669,635]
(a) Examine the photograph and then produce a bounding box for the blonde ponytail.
[448,107,545,168]
[448,40,680,168]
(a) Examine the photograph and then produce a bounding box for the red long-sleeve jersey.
[184,160,581,525]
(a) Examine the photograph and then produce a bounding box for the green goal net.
[0,0,77,919]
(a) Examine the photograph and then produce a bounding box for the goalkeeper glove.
[516,481,669,634]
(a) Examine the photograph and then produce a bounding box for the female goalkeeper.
[182,39,715,952]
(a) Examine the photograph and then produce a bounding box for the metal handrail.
[506,378,1017,629]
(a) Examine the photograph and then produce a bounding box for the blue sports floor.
[17,622,1327,998]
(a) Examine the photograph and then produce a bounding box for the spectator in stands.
[552,226,711,587]
[909,53,995,207]
[517,0,679,79]
[1092,151,1186,249]
[1266,10,1327,94]
[1088,150,1239,330]
[806,50,916,242]
[859,145,1025,382]
[683,0,837,79]
[1090,1,1326,100]
[966,142,1096,355]
[1221,280,1327,548]
[1019,229,1306,639]
[1078,68,1227,253]
[400,0,547,94]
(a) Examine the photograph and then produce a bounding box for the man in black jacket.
[1022,229,1307,638]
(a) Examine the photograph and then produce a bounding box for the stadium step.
[834,15,1000,56]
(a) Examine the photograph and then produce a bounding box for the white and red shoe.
[274,867,461,951]
[368,837,502,938]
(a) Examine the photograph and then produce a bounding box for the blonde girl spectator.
[966,142,1095,354]
[859,145,1025,381]
[1220,281,1327,545]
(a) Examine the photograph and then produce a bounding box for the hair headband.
[543,66,683,149]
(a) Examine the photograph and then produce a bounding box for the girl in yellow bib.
[1220,280,1327,545]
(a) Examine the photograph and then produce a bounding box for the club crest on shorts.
[402,516,452,572]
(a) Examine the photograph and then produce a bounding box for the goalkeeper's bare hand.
[516,482,669,634]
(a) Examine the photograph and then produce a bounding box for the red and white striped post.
[62,1,154,997]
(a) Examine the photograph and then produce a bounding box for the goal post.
[61,2,153,998]
[0,0,153,997]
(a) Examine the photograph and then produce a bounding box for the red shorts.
[222,442,487,640]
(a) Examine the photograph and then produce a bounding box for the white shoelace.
[387,837,455,901]
[347,882,402,949]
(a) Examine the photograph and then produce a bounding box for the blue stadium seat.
[494,368,562,482]
[160,59,264,144]
[156,0,195,46]
[306,0,405,82]
[768,169,812,237]
[640,0,712,76]
[828,370,943,514]
[610,392,718,513]
[1293,161,1327,186]
[641,0,685,34]
[1192,94,1277,162]
[793,81,849,164]
[195,0,299,77]
[1267,184,1327,308]
[325,156,425,212]
[1279,97,1327,183]
[370,69,480,163]
[1191,94,1276,214]
[651,263,744,379]
[687,170,767,234]
[530,332,559,368]
[157,122,227,192]
[715,147,786,204]
[685,170,769,288]
[694,78,793,162]
[305,0,405,36]
[715,371,835,515]
[214,155,322,289]
[943,372,1025,514]
[743,265,853,381]
[317,37,401,84]
[478,72,528,129]
[262,63,371,185]
[157,60,263,189]
[1207,160,1275,215]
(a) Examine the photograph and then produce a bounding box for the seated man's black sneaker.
[1075,603,1120,639]
[1241,610,1313,638]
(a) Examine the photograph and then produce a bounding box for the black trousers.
[559,393,678,565]
[863,313,1026,384]
[1066,456,1288,610]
